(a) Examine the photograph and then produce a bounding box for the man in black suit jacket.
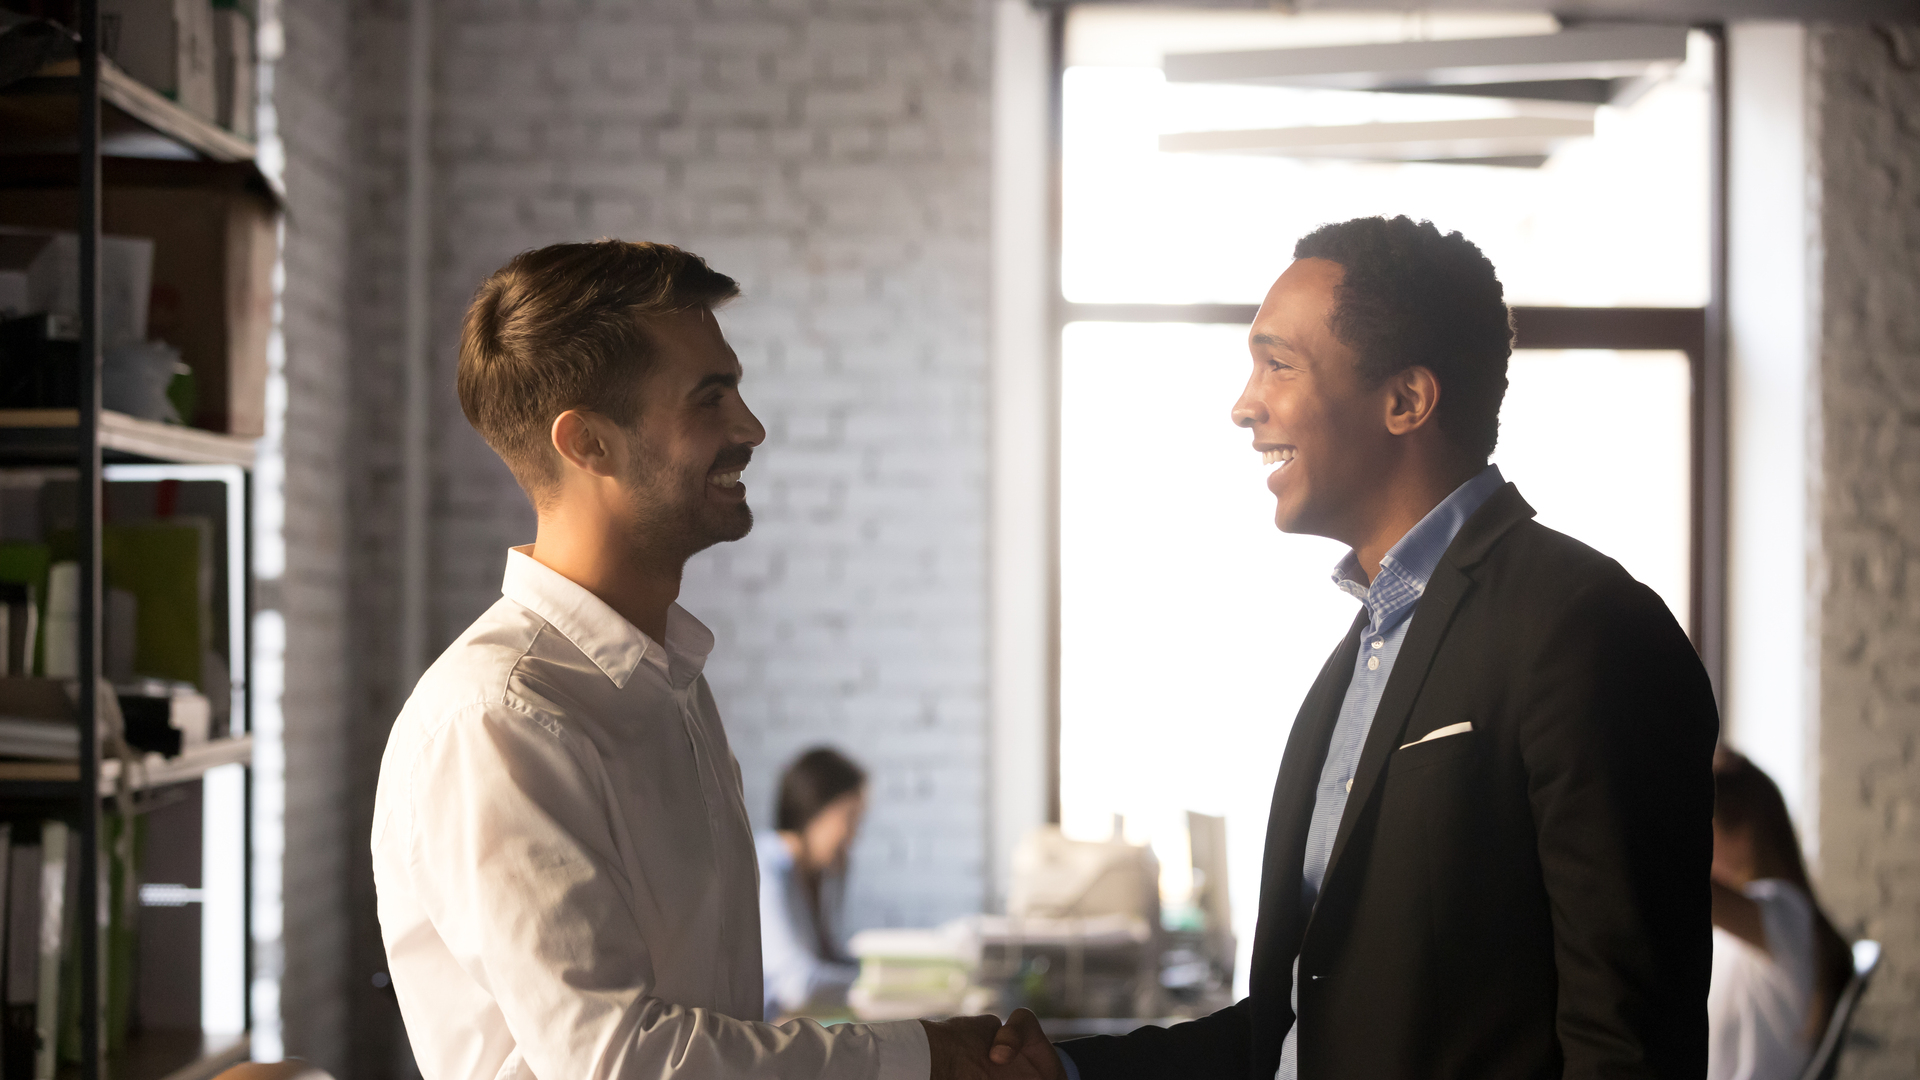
[989,216,1718,1080]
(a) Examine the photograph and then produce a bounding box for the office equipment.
[1008,825,1160,924]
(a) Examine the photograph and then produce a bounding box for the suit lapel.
[1314,483,1538,907]
[1250,611,1366,1002]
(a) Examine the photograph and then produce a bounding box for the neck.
[1345,450,1483,583]
[529,505,684,644]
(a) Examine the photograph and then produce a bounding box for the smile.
[1262,447,1296,468]
[709,470,743,489]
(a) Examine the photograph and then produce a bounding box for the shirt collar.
[500,546,715,690]
[1333,464,1506,633]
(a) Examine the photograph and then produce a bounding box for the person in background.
[759,747,869,1020]
[1708,747,1854,1080]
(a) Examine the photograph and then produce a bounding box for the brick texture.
[1811,23,1920,1080]
[416,0,993,938]
[271,1,993,1073]
[271,0,356,1073]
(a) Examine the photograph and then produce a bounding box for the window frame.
[1042,15,1730,823]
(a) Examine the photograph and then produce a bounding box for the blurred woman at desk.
[757,747,868,1020]
[1708,748,1853,1080]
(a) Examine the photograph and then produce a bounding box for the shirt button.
[1345,778,1353,793]
[1367,656,1380,671]
[1372,639,1384,649]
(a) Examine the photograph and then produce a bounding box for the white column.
[988,0,1053,912]
[1725,22,1817,841]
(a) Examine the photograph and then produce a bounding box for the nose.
[732,397,768,448]
[1231,391,1266,429]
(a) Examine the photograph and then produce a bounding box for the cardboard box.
[212,5,254,139]
[103,0,219,124]
[0,171,276,435]
[0,227,156,348]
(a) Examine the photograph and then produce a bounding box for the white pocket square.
[1400,721,1473,750]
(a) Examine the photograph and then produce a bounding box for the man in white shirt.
[372,240,1028,1080]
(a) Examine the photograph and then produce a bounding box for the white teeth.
[1261,448,1297,466]
[711,470,742,488]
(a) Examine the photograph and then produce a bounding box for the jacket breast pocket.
[1387,726,1479,776]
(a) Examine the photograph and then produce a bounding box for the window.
[1052,7,1716,992]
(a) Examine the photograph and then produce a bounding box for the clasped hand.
[923,1009,1059,1080]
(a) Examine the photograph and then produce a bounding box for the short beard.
[622,439,754,566]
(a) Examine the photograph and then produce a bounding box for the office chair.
[1797,939,1882,1080]
[212,1061,336,1080]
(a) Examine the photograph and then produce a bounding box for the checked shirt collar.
[1330,463,1506,637]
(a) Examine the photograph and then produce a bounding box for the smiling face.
[1232,258,1400,542]
[616,308,767,559]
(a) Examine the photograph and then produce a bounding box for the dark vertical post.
[1697,23,1730,705]
[243,473,255,1034]
[1044,3,1066,827]
[75,1,104,1077]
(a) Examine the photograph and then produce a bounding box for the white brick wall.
[1811,23,1920,1079]
[426,0,994,935]
[328,1,995,1027]
[271,0,356,1072]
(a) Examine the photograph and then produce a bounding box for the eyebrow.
[689,371,740,395]
[1251,332,1300,353]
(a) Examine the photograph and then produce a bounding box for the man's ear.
[550,410,621,478]
[1383,366,1442,436]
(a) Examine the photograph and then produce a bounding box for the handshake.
[922,1009,1061,1080]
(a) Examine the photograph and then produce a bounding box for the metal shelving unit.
[0,4,265,1078]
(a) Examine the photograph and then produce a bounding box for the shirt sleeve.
[1747,880,1817,999]
[403,702,930,1080]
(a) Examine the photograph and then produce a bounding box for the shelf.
[0,409,257,468]
[0,58,255,165]
[0,735,253,799]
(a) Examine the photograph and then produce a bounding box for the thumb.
[989,1008,1042,1066]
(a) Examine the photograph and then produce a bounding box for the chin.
[701,503,754,547]
[1271,498,1310,536]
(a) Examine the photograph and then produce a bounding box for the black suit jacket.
[1060,484,1718,1080]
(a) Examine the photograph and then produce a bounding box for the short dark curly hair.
[1293,216,1513,460]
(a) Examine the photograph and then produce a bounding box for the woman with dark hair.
[1708,747,1854,1080]
[756,747,869,1020]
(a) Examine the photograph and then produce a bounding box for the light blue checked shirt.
[1274,463,1504,1080]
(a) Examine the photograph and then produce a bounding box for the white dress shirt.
[1707,880,1817,1080]
[372,547,930,1080]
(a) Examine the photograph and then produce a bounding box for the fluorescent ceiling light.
[1163,25,1684,108]
[1163,25,1688,91]
[1158,116,1596,168]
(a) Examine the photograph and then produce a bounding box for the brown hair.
[1712,747,1853,1040]
[776,747,867,834]
[457,240,739,499]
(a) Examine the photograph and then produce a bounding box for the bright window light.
[203,762,248,1036]
[1498,350,1693,628]
[1057,13,1708,996]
